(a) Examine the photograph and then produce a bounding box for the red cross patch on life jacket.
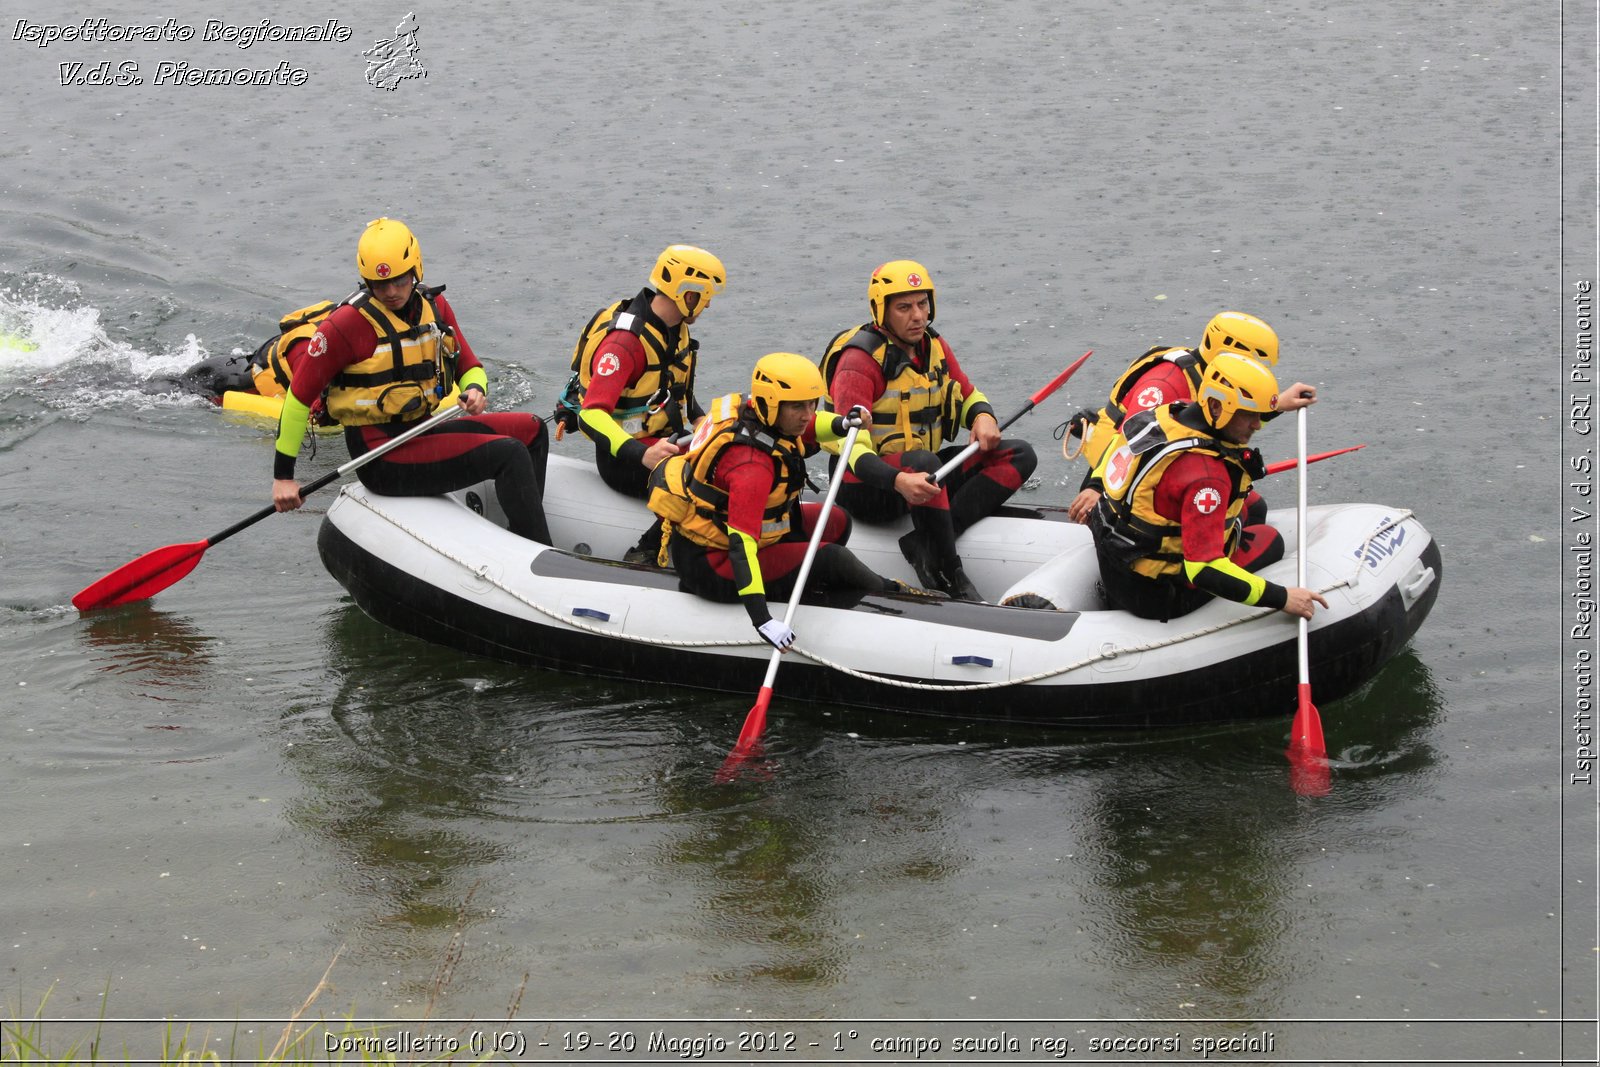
[1105,446,1134,491]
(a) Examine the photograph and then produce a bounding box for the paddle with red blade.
[718,422,864,780]
[718,354,1093,779]
[1264,443,1364,477]
[72,404,464,611]
[932,350,1093,483]
[1287,407,1331,795]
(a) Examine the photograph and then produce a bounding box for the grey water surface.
[1,1,1589,1063]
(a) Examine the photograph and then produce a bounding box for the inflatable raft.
[315,453,1440,728]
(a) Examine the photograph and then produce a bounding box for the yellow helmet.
[357,217,423,284]
[749,352,824,425]
[651,245,726,318]
[1196,352,1280,428]
[1199,311,1278,366]
[868,259,935,327]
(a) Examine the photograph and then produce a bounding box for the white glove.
[833,405,869,433]
[757,618,797,652]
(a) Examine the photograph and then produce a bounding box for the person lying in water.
[178,298,346,423]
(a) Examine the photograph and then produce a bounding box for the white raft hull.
[316,453,1441,727]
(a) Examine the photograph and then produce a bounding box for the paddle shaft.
[72,403,465,611]
[1264,443,1364,478]
[732,423,864,754]
[1296,409,1310,682]
[932,350,1092,483]
[759,422,863,681]
[215,404,464,547]
[1286,404,1329,789]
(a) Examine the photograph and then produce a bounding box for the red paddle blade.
[1289,757,1330,797]
[714,739,763,784]
[71,540,209,611]
[1287,684,1330,796]
[1028,349,1094,405]
[734,688,772,754]
[1288,684,1325,755]
[714,741,775,784]
[716,687,774,783]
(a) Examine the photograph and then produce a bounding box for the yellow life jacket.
[646,392,809,550]
[1078,346,1204,468]
[556,289,698,439]
[819,325,971,453]
[248,299,345,397]
[1093,403,1263,581]
[324,286,458,426]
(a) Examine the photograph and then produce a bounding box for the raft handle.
[571,607,612,622]
[1400,565,1435,608]
[950,655,995,668]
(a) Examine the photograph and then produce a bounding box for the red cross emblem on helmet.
[1192,487,1223,514]
[375,263,391,278]
[906,273,922,287]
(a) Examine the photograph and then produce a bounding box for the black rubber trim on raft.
[318,518,1440,728]
[526,549,1079,642]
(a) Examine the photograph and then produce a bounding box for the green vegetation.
[4,891,529,1065]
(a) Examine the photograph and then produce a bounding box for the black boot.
[883,577,949,599]
[623,518,666,566]
[900,518,982,602]
[923,510,982,602]
[939,565,983,603]
[898,530,944,590]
